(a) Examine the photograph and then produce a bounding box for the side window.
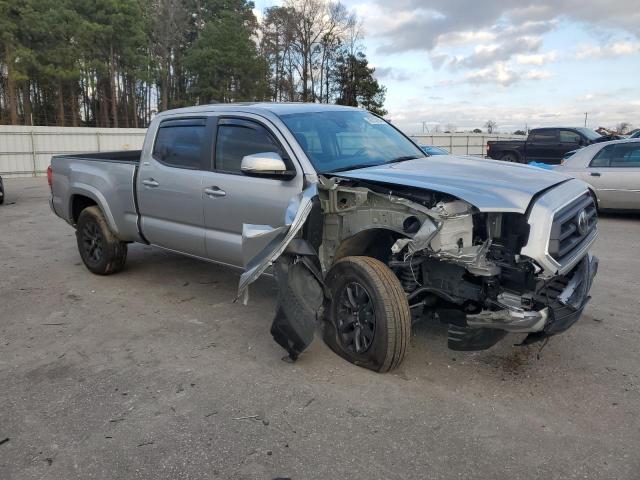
[590,146,612,167]
[531,130,557,142]
[590,143,640,168]
[152,119,207,169]
[560,130,581,143]
[215,121,284,173]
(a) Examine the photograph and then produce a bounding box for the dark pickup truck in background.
[487,127,619,164]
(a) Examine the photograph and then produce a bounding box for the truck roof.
[155,102,360,118]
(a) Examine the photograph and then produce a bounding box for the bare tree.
[261,0,360,104]
[149,0,191,111]
[484,120,497,133]
[616,122,631,134]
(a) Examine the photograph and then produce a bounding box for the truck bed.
[50,150,143,243]
[56,150,142,164]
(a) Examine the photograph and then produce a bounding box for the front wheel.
[323,256,411,372]
[76,206,127,275]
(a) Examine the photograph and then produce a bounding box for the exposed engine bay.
[238,175,598,368]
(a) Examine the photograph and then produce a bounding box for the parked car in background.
[555,139,640,211]
[629,130,640,139]
[0,175,4,205]
[487,127,612,164]
[419,145,449,155]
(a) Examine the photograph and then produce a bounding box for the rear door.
[586,142,640,209]
[202,115,305,267]
[137,117,212,257]
[526,129,558,163]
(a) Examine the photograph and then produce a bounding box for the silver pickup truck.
[50,103,598,372]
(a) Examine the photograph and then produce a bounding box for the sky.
[253,0,640,134]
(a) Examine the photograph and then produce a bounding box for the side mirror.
[241,152,293,178]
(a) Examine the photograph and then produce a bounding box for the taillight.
[47,165,53,191]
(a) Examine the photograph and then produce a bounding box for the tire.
[76,206,127,275]
[322,256,411,372]
[500,152,520,163]
[0,177,4,205]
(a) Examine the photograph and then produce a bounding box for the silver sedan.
[554,139,640,210]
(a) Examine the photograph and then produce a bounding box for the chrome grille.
[549,193,597,262]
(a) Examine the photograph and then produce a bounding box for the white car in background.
[555,139,640,211]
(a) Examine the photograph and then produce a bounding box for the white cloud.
[515,51,558,65]
[371,0,640,55]
[436,30,497,47]
[523,69,552,80]
[465,62,519,86]
[576,41,640,59]
[374,67,412,82]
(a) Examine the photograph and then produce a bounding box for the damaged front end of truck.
[238,175,598,372]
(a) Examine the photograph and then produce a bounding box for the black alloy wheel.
[337,282,376,353]
[81,220,104,264]
[76,205,127,275]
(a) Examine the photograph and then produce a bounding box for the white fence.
[411,133,525,157]
[0,126,146,177]
[0,127,527,177]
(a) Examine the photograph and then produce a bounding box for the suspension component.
[389,257,425,293]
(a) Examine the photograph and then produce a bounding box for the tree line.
[0,0,387,128]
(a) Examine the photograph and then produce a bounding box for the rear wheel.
[76,206,127,275]
[323,256,411,372]
[500,152,521,163]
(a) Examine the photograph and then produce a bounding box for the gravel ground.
[1,177,639,480]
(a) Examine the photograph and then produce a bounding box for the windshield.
[279,110,425,173]
[576,128,602,141]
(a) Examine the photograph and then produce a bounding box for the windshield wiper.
[328,162,383,173]
[385,155,421,164]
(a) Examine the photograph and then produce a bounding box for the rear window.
[153,119,207,170]
[531,130,557,142]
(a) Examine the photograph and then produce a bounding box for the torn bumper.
[466,253,598,336]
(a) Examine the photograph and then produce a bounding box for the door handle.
[142,178,159,187]
[590,172,601,177]
[204,186,226,198]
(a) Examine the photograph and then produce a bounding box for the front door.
[202,116,304,267]
[137,117,212,257]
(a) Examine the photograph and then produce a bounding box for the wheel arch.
[67,186,119,236]
[332,228,404,265]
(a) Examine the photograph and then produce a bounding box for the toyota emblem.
[576,209,589,236]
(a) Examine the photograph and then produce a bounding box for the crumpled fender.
[237,183,325,361]
[237,183,318,303]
